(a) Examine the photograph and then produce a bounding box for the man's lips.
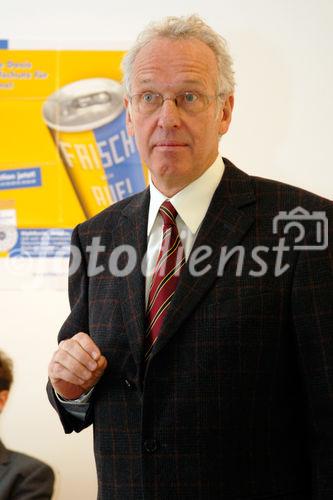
[153,141,188,148]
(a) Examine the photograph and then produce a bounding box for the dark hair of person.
[0,350,13,391]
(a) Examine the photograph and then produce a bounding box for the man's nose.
[157,98,181,128]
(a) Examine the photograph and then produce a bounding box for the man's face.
[124,37,234,196]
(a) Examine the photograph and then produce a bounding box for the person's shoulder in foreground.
[0,350,55,500]
[0,440,54,500]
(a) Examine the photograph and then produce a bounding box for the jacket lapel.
[149,159,256,360]
[116,189,150,375]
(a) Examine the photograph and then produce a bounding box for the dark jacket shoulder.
[223,158,332,210]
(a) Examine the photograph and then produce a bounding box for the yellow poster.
[0,47,148,261]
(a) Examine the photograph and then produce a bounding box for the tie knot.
[159,200,178,226]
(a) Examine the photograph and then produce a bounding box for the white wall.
[1,1,332,499]
[0,290,97,499]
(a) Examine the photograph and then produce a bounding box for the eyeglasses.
[128,91,223,115]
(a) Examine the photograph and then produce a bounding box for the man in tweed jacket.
[47,14,333,500]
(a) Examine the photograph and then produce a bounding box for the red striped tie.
[145,200,185,360]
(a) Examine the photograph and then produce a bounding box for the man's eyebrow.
[179,80,204,86]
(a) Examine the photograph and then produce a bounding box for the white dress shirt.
[145,155,224,304]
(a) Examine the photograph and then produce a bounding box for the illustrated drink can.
[43,78,147,218]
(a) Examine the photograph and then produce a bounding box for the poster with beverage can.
[0,42,148,288]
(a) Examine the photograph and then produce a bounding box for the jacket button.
[143,439,158,453]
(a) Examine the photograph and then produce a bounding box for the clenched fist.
[48,332,107,400]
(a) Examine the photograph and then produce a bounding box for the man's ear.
[0,390,9,412]
[124,96,135,137]
[218,94,234,137]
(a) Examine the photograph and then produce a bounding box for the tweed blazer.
[48,159,333,500]
[0,440,54,500]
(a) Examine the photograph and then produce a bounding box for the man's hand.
[48,332,107,400]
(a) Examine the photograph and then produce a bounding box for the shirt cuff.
[55,386,95,405]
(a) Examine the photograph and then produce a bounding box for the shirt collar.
[147,156,224,235]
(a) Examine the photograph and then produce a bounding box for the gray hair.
[121,14,235,97]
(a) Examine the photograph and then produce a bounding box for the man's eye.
[184,93,198,103]
[142,93,155,103]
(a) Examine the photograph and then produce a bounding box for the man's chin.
[153,163,189,179]
[152,146,190,165]
[150,165,195,195]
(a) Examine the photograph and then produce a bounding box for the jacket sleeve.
[292,203,333,499]
[47,224,94,433]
